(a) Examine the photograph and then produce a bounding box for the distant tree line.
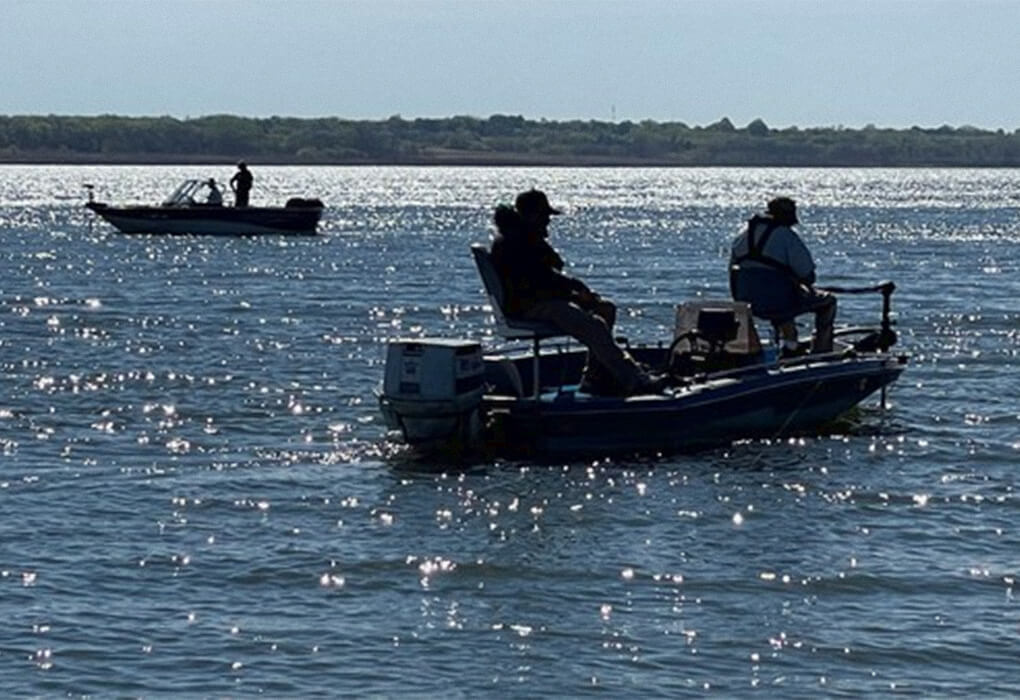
[1,114,1019,166]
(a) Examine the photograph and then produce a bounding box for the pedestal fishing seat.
[730,264,802,351]
[471,244,566,398]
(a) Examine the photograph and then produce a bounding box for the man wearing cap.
[729,196,836,354]
[490,189,667,395]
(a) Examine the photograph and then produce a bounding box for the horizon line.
[2,112,1016,133]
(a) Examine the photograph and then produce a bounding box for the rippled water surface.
[1,165,1019,695]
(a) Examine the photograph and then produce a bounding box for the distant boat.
[84,179,324,235]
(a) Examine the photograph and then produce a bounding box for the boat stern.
[379,338,486,449]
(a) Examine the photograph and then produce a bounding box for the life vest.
[729,216,803,317]
[732,215,799,281]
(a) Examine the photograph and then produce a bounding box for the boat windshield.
[162,180,204,207]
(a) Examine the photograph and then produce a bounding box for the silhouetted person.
[230,161,253,207]
[729,196,836,354]
[205,178,223,206]
[490,189,667,395]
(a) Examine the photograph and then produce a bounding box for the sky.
[3,0,1018,130]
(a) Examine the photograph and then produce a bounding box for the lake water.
[1,165,1018,695]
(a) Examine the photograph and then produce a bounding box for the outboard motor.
[285,197,324,208]
[379,339,485,449]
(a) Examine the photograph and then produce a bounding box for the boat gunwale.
[481,352,906,416]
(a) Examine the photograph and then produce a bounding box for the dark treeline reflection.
[2,114,1019,166]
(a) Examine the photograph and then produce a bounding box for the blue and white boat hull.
[380,339,908,459]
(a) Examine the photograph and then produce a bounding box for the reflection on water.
[0,166,1018,695]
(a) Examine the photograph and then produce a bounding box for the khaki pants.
[523,298,644,393]
[777,289,837,353]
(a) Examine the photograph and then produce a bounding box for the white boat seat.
[674,300,762,356]
[471,244,562,339]
[471,243,565,398]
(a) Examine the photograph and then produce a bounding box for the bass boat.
[84,180,323,235]
[378,244,909,459]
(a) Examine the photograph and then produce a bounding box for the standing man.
[490,189,667,395]
[729,196,836,354]
[229,161,253,207]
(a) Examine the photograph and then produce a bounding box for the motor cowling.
[285,197,324,208]
[379,339,485,447]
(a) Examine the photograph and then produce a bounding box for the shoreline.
[0,153,1015,168]
[3,114,1017,168]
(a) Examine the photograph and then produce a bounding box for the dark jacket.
[489,205,587,315]
[230,168,253,193]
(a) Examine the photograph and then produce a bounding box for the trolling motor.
[875,281,897,351]
[83,183,95,202]
[819,281,898,352]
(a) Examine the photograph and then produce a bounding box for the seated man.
[729,196,836,354]
[202,178,223,206]
[490,189,666,395]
